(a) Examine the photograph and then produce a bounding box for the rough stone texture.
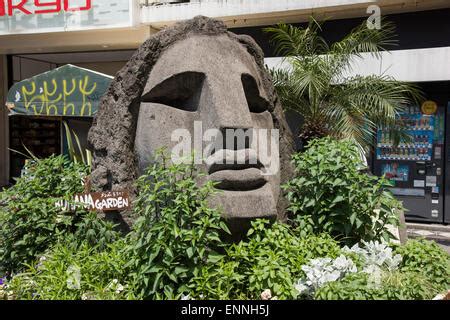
[88,16,296,232]
[398,209,408,244]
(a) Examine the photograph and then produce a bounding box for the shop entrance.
[5,50,133,182]
[9,116,61,177]
[6,58,128,183]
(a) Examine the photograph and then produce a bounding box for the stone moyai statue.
[88,16,296,235]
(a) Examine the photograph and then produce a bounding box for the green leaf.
[186,247,194,259]
[207,253,223,264]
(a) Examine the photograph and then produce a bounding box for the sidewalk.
[406,223,450,254]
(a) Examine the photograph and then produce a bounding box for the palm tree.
[265,18,423,152]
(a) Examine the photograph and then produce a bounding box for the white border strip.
[265,46,450,83]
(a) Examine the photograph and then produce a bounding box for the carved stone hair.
[88,16,295,216]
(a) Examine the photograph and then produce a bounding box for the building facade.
[1,0,450,223]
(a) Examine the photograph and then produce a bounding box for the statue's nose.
[219,127,253,151]
[203,77,254,131]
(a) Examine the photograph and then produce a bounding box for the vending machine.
[373,103,445,223]
[443,102,450,224]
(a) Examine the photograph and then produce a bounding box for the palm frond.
[269,67,312,117]
[342,75,423,126]
[328,19,397,79]
[266,17,424,150]
[325,74,422,149]
[264,18,328,57]
[323,96,374,151]
[332,18,397,58]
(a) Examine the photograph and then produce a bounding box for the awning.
[6,64,113,117]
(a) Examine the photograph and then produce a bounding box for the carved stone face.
[134,34,280,230]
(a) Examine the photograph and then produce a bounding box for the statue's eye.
[241,73,270,113]
[141,71,205,112]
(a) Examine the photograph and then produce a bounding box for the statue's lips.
[208,167,267,191]
[205,149,267,191]
[206,149,262,174]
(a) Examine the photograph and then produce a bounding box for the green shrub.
[188,257,246,300]
[393,239,450,290]
[68,211,121,251]
[6,239,134,300]
[0,155,89,274]
[125,152,229,300]
[190,220,342,300]
[4,151,448,302]
[315,270,443,300]
[310,239,449,300]
[284,137,402,245]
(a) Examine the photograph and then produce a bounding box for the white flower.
[81,292,97,300]
[333,255,358,273]
[295,255,357,296]
[36,255,48,271]
[106,279,124,294]
[344,241,402,272]
[294,280,310,295]
[261,289,272,300]
[66,265,81,290]
[364,265,383,289]
[115,284,124,294]
[343,243,366,255]
[294,241,404,297]
[181,294,191,300]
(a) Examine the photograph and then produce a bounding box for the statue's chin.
[212,184,277,219]
[208,184,278,240]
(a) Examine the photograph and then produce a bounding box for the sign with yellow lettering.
[421,100,438,115]
[6,64,112,117]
